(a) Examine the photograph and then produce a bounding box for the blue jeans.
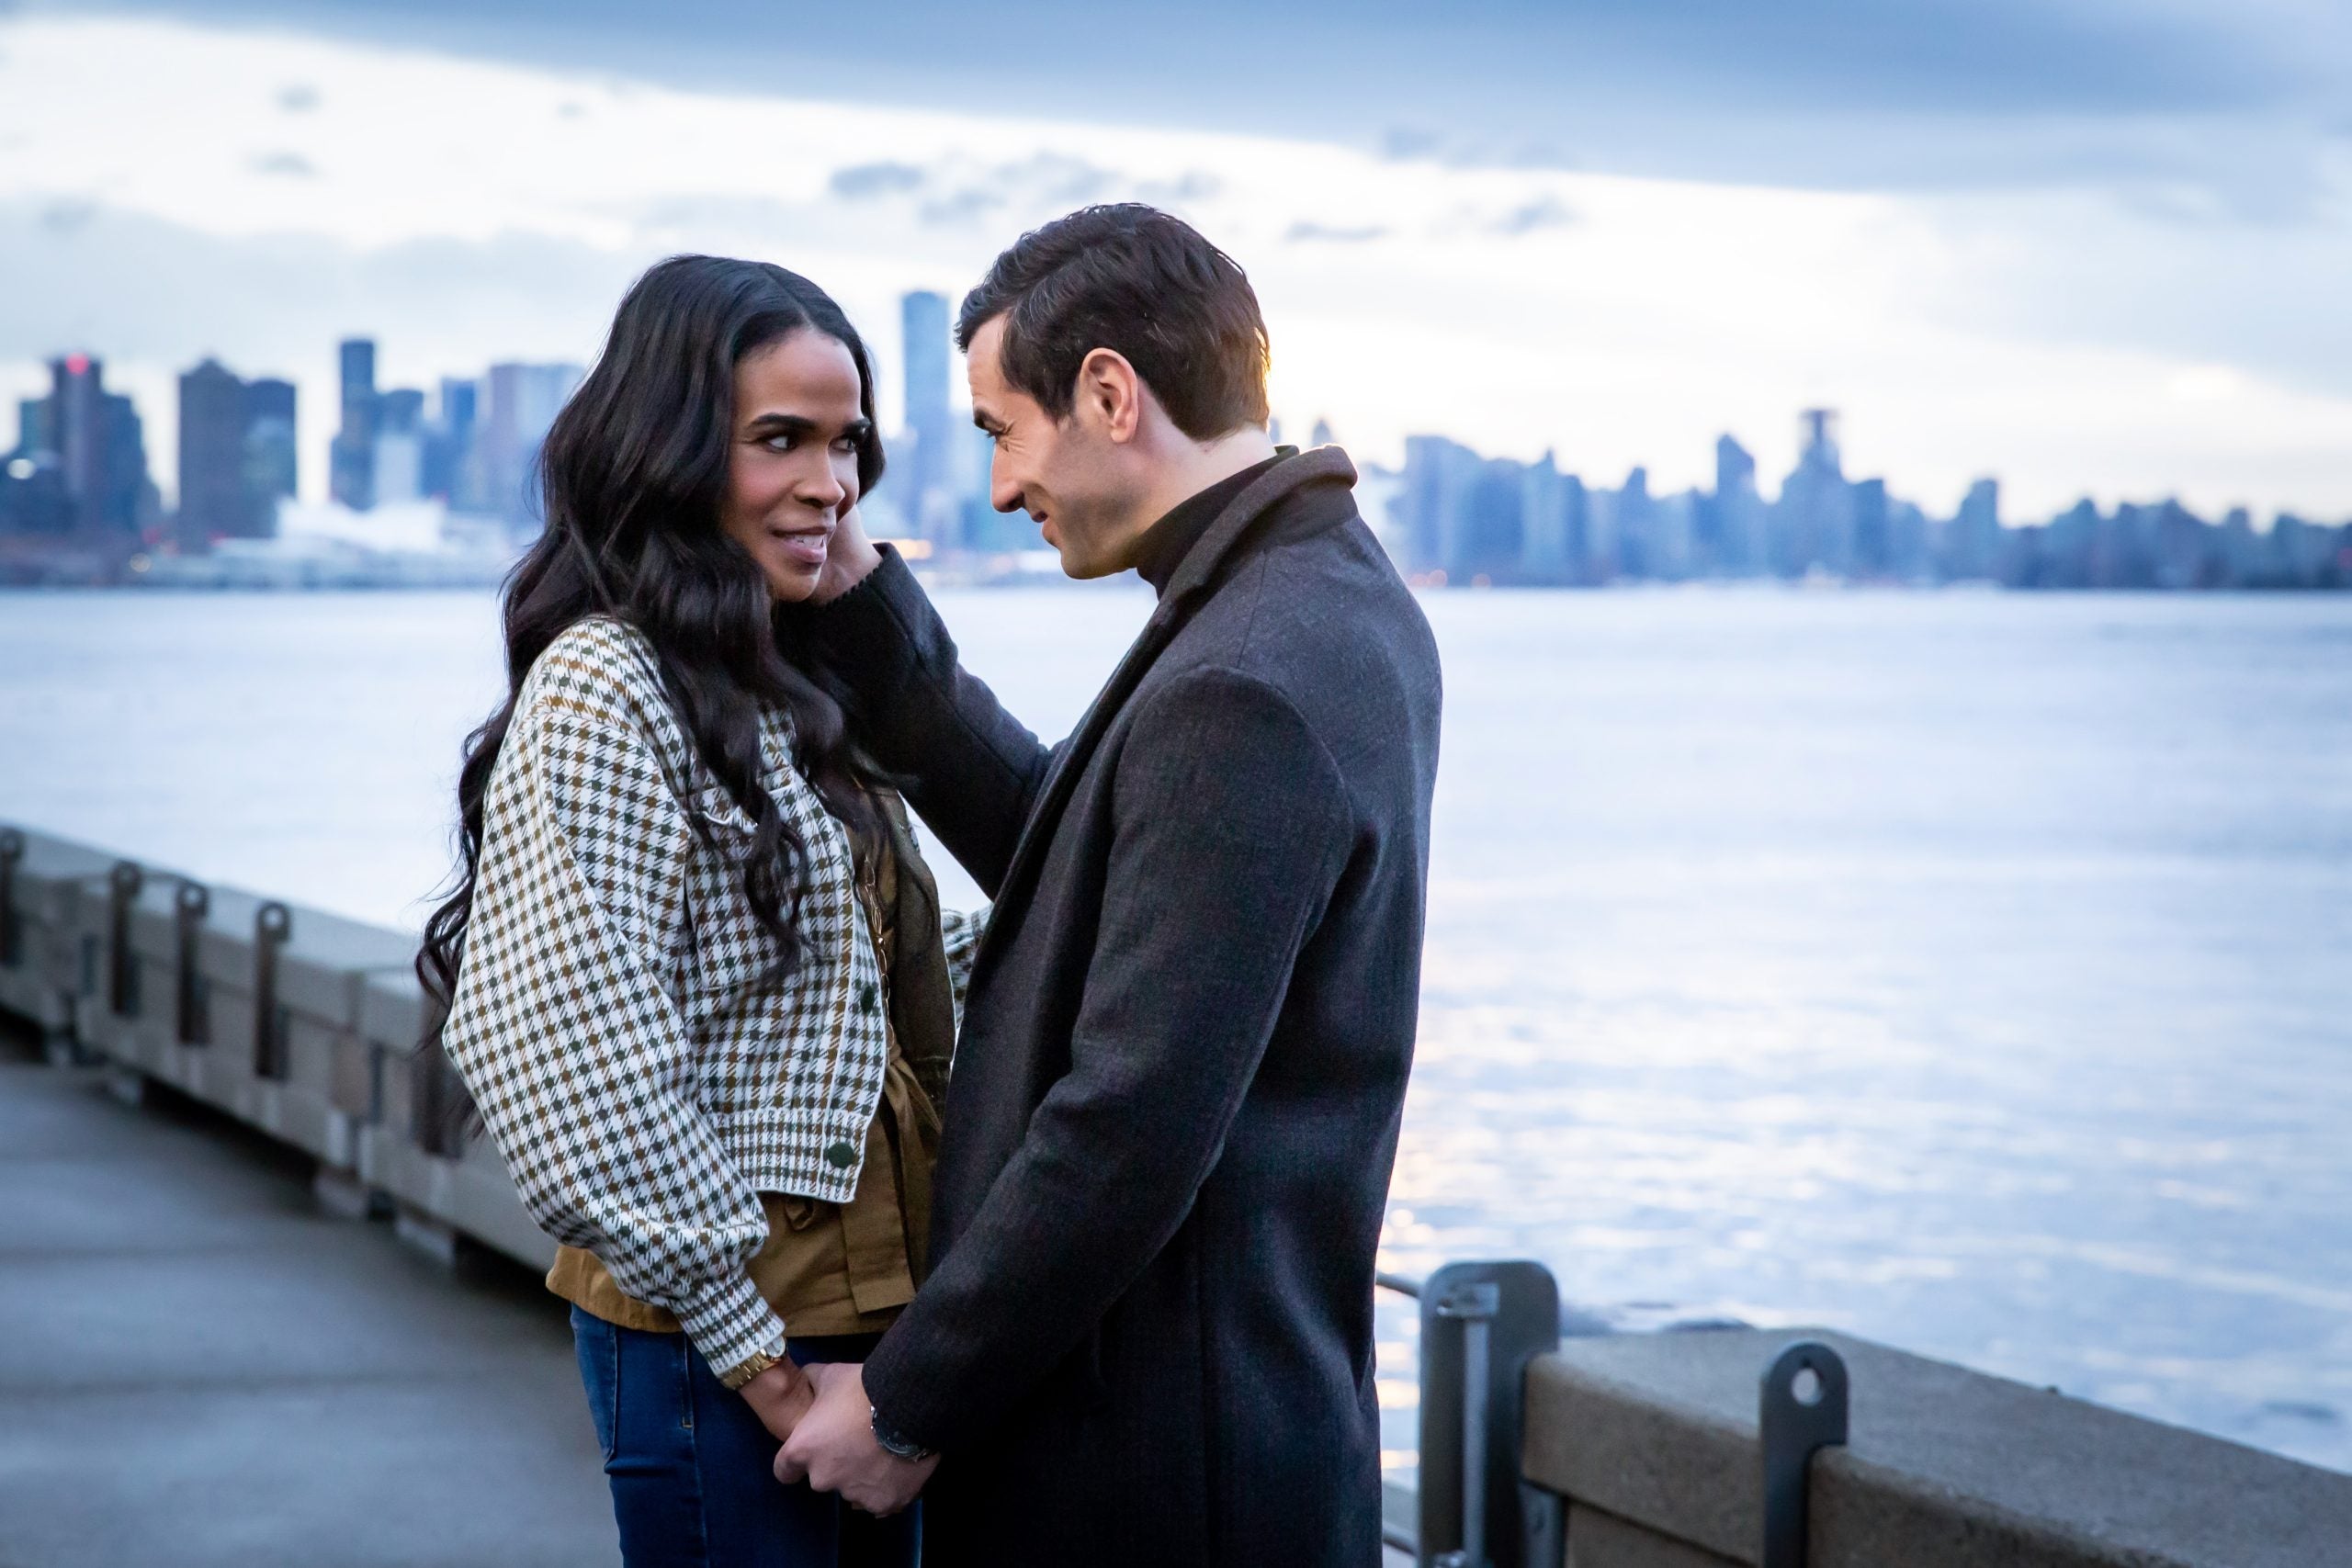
[571,1307,920,1568]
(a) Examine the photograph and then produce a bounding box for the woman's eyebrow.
[742,412,872,441]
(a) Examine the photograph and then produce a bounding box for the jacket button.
[823,1140,857,1168]
[857,982,878,1014]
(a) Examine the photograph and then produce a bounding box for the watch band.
[868,1404,934,1462]
[718,1348,786,1392]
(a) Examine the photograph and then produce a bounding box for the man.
[775,203,1442,1565]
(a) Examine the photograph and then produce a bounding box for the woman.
[419,255,976,1568]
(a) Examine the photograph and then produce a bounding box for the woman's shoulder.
[516,616,677,743]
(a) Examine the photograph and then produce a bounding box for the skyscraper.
[900,290,956,544]
[42,355,155,537]
[479,361,584,527]
[331,337,379,510]
[243,378,298,529]
[1711,434,1765,576]
[178,358,250,541]
[375,387,426,505]
[177,361,298,543]
[1774,407,1855,577]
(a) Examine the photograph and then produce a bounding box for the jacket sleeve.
[791,547,1053,897]
[941,906,986,1033]
[441,696,783,1381]
[858,665,1355,1450]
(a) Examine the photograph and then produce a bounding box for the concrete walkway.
[0,1032,619,1568]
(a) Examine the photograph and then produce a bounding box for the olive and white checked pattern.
[442,616,944,1377]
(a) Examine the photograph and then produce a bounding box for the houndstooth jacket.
[441,616,979,1379]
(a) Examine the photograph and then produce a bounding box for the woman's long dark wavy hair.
[415,256,886,1126]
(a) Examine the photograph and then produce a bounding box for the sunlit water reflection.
[3,585,2346,1476]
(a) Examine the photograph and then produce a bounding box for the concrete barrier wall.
[0,824,553,1275]
[1521,1327,2352,1568]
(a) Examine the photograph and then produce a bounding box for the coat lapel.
[972,447,1360,964]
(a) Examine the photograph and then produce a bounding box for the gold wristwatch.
[719,1348,786,1391]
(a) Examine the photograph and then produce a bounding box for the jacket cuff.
[676,1270,786,1383]
[799,546,927,685]
[860,1319,957,1453]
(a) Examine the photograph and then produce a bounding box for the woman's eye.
[763,433,797,452]
[831,436,860,455]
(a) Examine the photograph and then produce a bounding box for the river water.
[3,585,2347,1474]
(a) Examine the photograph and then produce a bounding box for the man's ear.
[1075,348,1143,446]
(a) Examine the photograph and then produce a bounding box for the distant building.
[330,337,379,510]
[478,361,583,527]
[177,360,299,544]
[899,291,958,545]
[1710,434,1766,577]
[375,387,426,506]
[1946,478,2000,581]
[244,378,299,525]
[28,354,157,539]
[1774,408,1855,577]
[423,378,479,506]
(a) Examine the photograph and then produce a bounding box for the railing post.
[1417,1261,1561,1568]
[1760,1340,1849,1568]
[174,880,210,1045]
[107,861,142,1017]
[253,901,292,1078]
[0,828,24,968]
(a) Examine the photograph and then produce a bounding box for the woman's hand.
[811,505,886,604]
[738,1358,819,1442]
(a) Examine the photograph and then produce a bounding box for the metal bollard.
[1417,1261,1561,1568]
[174,881,210,1045]
[107,861,142,1017]
[0,828,23,969]
[1433,1280,1499,1568]
[1760,1341,1849,1568]
[252,901,292,1078]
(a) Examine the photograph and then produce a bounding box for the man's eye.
[763,433,797,452]
[831,436,860,454]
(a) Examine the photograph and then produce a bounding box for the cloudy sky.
[6,1,2350,518]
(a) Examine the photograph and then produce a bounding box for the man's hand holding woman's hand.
[812,506,886,605]
[774,1361,938,1516]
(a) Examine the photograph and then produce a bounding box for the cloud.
[68,0,2351,204]
[40,197,95,233]
[277,82,318,111]
[918,187,1002,227]
[1489,195,1575,236]
[1285,220,1386,243]
[829,160,925,199]
[250,151,316,177]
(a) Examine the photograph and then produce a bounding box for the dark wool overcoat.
[798,446,1442,1565]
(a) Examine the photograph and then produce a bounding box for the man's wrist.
[868,1403,933,1462]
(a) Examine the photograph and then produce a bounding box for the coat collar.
[972,446,1361,956]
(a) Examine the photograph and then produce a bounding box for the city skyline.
[6,312,2346,592]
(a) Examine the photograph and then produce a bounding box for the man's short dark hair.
[956,204,1271,441]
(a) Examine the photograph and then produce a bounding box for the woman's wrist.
[736,1357,816,1440]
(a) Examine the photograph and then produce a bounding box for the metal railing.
[1379,1262,1848,1568]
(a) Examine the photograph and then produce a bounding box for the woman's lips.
[773,528,831,567]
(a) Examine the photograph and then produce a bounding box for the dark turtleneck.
[1128,451,1289,597]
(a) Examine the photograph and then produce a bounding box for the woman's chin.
[764,561,824,604]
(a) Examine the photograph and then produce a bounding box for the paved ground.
[0,1031,619,1568]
